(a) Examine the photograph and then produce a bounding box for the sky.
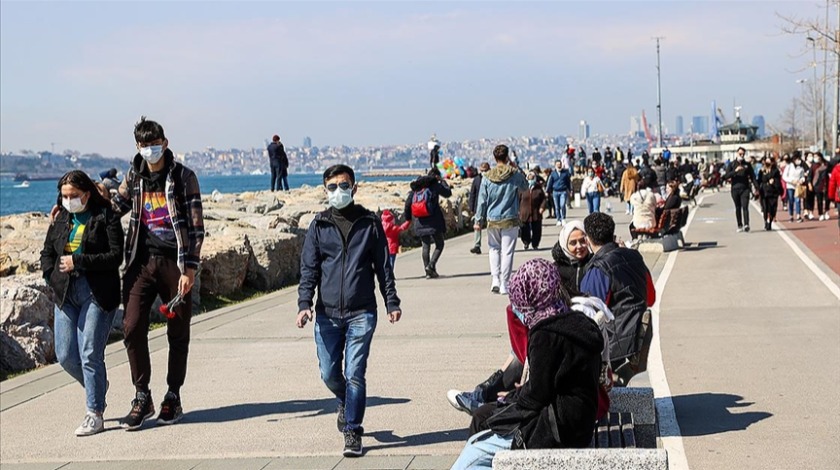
[0,0,823,158]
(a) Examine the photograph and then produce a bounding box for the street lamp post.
[653,37,665,149]
[807,37,821,150]
[796,78,809,150]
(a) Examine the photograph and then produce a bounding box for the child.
[380,209,410,271]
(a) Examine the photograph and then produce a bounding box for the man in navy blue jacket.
[297,164,402,457]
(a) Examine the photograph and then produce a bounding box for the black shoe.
[744,225,750,233]
[523,243,530,250]
[157,391,183,425]
[765,221,771,231]
[470,246,481,255]
[343,429,363,457]
[121,391,155,431]
[337,403,346,432]
[532,245,539,250]
[491,286,500,294]
[474,369,504,402]
[425,266,439,279]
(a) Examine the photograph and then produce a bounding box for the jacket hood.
[380,210,395,224]
[534,312,604,356]
[410,175,437,191]
[486,163,518,183]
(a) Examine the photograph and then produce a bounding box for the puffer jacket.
[475,163,528,228]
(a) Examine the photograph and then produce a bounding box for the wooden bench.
[493,387,667,470]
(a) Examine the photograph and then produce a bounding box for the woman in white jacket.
[630,181,658,231]
[782,153,806,222]
[580,168,604,214]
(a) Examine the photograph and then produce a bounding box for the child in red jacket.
[381,210,411,271]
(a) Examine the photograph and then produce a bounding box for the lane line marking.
[750,201,840,301]
[647,196,706,470]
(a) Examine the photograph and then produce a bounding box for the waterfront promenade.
[1,192,838,470]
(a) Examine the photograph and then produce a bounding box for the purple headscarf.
[508,258,568,330]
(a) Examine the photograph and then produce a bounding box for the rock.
[0,275,54,327]
[6,323,55,366]
[0,329,36,374]
[199,234,252,296]
[245,232,305,291]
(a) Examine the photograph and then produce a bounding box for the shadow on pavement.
[666,393,772,437]
[401,272,490,281]
[682,241,722,252]
[365,428,469,450]
[183,396,410,424]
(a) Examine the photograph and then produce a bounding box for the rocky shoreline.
[0,179,474,376]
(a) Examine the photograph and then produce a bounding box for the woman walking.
[40,170,124,436]
[518,171,546,250]
[783,152,806,223]
[579,167,604,214]
[619,163,639,214]
[758,157,783,230]
[405,168,452,278]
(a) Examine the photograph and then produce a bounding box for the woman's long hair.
[56,170,111,211]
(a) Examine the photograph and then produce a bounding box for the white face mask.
[328,187,354,209]
[62,196,86,213]
[140,145,164,164]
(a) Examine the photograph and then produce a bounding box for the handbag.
[794,183,806,199]
[596,181,605,194]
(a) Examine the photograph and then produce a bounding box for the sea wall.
[0,179,474,375]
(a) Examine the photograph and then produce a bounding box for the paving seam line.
[645,195,708,470]
[749,200,840,301]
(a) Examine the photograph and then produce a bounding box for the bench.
[631,206,689,253]
[492,387,667,470]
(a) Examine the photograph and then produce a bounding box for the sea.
[0,173,418,217]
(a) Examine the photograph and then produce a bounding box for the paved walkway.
[1,191,838,470]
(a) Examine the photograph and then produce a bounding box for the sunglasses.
[326,182,352,191]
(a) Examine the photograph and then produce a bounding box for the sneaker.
[343,429,363,457]
[75,411,104,437]
[336,403,346,432]
[426,267,439,279]
[555,221,563,227]
[807,213,815,220]
[446,390,481,415]
[744,225,750,233]
[490,286,500,294]
[532,245,539,250]
[121,391,155,431]
[736,227,744,233]
[470,246,481,255]
[157,391,183,425]
[523,243,530,250]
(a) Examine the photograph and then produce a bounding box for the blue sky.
[0,0,820,157]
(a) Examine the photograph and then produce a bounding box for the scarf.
[508,259,568,330]
[558,220,586,261]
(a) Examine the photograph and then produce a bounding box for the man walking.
[468,162,490,254]
[546,159,572,226]
[113,117,204,430]
[268,135,289,191]
[580,212,655,386]
[474,145,527,295]
[297,164,402,457]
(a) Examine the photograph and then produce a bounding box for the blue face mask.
[512,306,526,324]
[528,179,536,188]
[140,145,164,164]
[328,187,354,209]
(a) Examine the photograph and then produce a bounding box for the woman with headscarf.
[450,259,604,470]
[551,220,592,293]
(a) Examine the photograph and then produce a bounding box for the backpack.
[411,188,434,218]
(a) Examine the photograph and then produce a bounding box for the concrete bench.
[492,387,668,470]
[633,206,689,253]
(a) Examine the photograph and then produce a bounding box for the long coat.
[620,166,639,202]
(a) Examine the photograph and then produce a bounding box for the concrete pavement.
[2,190,838,470]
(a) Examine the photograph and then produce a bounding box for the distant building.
[630,116,643,135]
[675,116,684,136]
[579,120,590,140]
[751,116,765,137]
[303,136,312,148]
[691,115,709,135]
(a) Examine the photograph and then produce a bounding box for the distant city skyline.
[0,1,819,157]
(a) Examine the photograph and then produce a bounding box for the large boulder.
[245,232,305,291]
[1,329,36,375]
[0,274,57,373]
[199,234,252,296]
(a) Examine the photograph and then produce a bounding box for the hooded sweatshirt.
[475,163,528,229]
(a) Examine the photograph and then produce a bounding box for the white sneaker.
[556,220,563,226]
[625,210,631,215]
[807,214,815,220]
[75,411,104,437]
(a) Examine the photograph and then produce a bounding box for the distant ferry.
[14,181,30,188]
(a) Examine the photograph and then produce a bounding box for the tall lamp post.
[807,37,821,150]
[653,36,665,149]
[796,78,809,150]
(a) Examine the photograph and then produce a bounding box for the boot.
[472,369,504,403]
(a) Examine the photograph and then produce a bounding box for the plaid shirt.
[112,151,204,273]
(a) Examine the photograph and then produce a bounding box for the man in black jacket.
[580,213,655,386]
[468,162,490,254]
[267,135,289,191]
[297,164,402,457]
[723,147,759,232]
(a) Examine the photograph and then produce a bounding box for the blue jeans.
[388,254,397,272]
[552,191,568,221]
[54,275,114,413]
[451,430,514,469]
[314,312,377,432]
[787,188,801,216]
[586,192,601,214]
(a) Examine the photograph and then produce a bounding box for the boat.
[14,181,30,188]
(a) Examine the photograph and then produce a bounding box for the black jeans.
[762,196,779,222]
[421,232,445,270]
[271,165,289,191]
[731,187,751,228]
[520,220,543,248]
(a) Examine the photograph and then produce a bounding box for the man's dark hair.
[493,145,509,162]
[737,146,746,153]
[134,116,166,143]
[323,164,355,185]
[584,212,616,246]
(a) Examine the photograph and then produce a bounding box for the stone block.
[492,449,668,470]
